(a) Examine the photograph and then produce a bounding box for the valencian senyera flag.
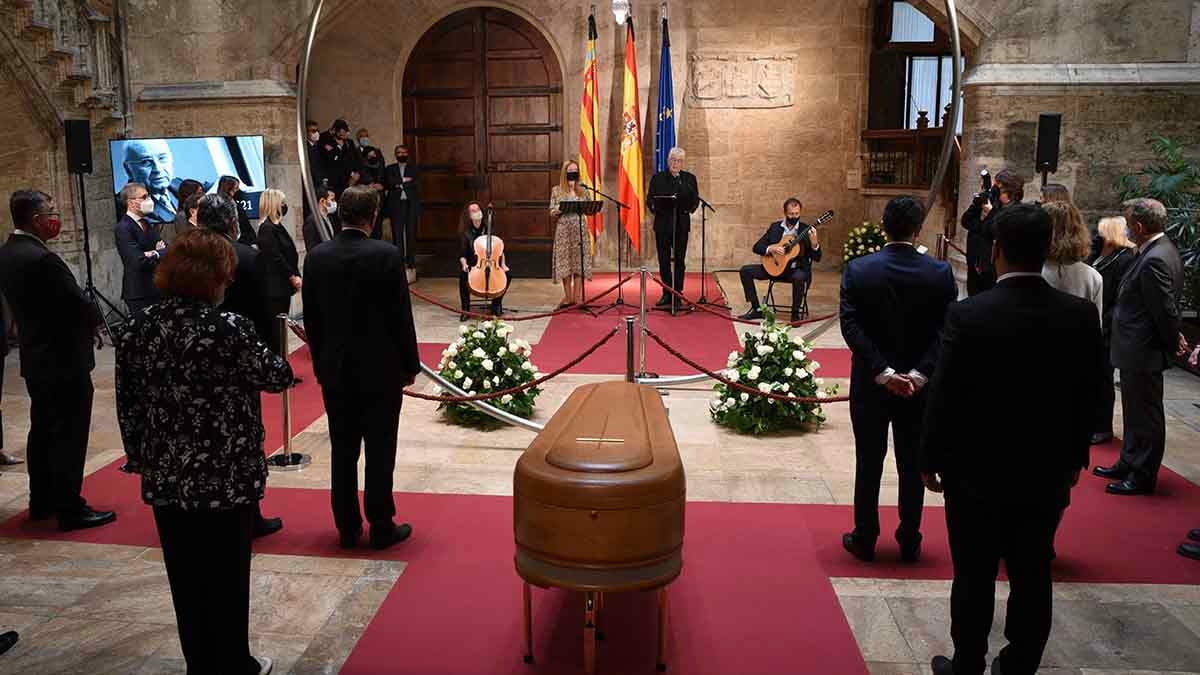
[617,15,645,253]
[653,14,675,175]
[579,11,603,255]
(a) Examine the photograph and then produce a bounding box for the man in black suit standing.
[302,185,420,550]
[646,147,700,309]
[839,196,956,563]
[960,169,1023,296]
[0,190,116,531]
[114,181,167,314]
[1094,198,1186,496]
[921,203,1102,675]
[383,144,422,269]
[736,197,823,322]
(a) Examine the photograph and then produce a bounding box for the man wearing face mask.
[303,186,340,253]
[319,119,362,197]
[737,197,822,322]
[383,144,422,267]
[647,147,700,308]
[0,190,115,532]
[114,181,168,314]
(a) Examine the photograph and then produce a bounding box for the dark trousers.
[1095,339,1116,435]
[966,262,995,297]
[153,504,259,675]
[25,374,92,516]
[945,491,1060,675]
[389,201,417,265]
[849,385,926,542]
[458,272,505,315]
[739,264,810,316]
[261,297,291,357]
[322,387,403,536]
[1118,368,1166,484]
[654,226,690,299]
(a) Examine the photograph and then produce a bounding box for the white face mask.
[308,131,320,143]
[139,197,154,215]
[326,201,337,215]
[470,211,483,223]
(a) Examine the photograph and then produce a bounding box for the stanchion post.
[268,313,312,472]
[625,316,635,383]
[638,267,650,377]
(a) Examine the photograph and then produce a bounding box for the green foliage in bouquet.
[710,308,840,435]
[434,320,542,428]
[842,221,887,267]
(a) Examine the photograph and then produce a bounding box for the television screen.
[109,135,267,224]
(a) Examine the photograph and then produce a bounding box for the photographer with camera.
[961,169,1025,296]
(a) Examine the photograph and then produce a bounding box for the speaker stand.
[74,172,126,343]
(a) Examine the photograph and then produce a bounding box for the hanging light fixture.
[612,0,630,25]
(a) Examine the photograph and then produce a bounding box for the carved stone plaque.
[686,53,796,109]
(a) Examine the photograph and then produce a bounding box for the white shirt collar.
[12,228,45,244]
[997,272,1044,283]
[885,241,915,248]
[1139,232,1166,252]
[126,209,143,223]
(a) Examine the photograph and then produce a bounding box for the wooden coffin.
[514,381,686,592]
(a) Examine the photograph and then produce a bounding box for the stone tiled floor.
[2,269,1200,673]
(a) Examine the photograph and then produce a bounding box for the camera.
[972,169,997,209]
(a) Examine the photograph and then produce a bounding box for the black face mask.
[281,204,289,217]
[397,155,409,162]
[786,217,801,227]
[566,171,580,182]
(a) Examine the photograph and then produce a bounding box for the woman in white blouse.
[1041,201,1103,320]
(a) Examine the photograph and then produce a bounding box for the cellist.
[457,202,509,321]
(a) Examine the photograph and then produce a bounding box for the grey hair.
[120,182,147,205]
[1122,198,1168,234]
[196,193,239,237]
[668,147,685,162]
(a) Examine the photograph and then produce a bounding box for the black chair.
[763,277,809,320]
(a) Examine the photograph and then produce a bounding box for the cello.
[468,205,509,300]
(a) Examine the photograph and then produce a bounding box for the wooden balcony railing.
[862,127,960,196]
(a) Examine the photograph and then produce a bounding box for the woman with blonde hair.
[255,188,301,356]
[1089,214,1138,444]
[1041,201,1103,320]
[549,159,593,307]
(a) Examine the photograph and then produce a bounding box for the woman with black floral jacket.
[116,228,291,675]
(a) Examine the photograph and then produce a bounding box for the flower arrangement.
[842,221,887,267]
[434,319,543,427]
[710,309,840,435]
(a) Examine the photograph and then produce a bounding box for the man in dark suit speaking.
[0,190,116,531]
[646,147,700,309]
[114,181,167,314]
[921,203,1102,675]
[839,195,956,563]
[302,185,420,551]
[1094,198,1185,495]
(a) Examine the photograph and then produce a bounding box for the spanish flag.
[579,12,603,255]
[617,16,645,253]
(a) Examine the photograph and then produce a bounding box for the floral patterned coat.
[115,296,294,510]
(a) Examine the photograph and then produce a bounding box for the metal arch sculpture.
[925,0,963,216]
[295,0,544,433]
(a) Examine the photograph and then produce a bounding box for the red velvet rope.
[944,238,968,257]
[408,275,635,322]
[642,328,850,404]
[648,275,837,327]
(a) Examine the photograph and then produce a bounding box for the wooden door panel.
[486,60,549,88]
[494,208,552,239]
[417,207,461,242]
[488,134,550,164]
[489,171,553,202]
[485,23,535,50]
[489,96,550,126]
[411,98,476,130]
[422,174,474,203]
[407,60,476,91]
[419,136,477,169]
[433,23,478,52]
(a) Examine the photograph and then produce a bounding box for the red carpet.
[260,345,323,452]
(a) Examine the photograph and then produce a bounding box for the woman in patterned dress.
[116,228,293,675]
[550,160,593,306]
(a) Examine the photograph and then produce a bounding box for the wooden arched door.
[403,8,563,277]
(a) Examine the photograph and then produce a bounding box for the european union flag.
[654,17,675,175]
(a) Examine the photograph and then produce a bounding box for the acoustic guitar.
[761,210,835,278]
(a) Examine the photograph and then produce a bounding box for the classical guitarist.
[737,197,825,321]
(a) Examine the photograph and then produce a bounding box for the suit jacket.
[1090,246,1136,339]
[0,233,100,381]
[220,237,265,332]
[752,220,824,275]
[234,197,256,248]
[114,213,163,302]
[302,229,420,393]
[841,244,956,392]
[647,170,700,234]
[920,275,1103,508]
[1111,235,1184,372]
[256,221,301,300]
[318,133,363,195]
[383,163,423,216]
[960,199,1011,272]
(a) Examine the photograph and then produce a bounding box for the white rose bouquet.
[435,320,542,427]
[842,221,887,268]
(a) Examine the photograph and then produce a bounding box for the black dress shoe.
[1188,528,1200,542]
[0,631,17,657]
[1093,463,1130,480]
[738,308,764,321]
[1106,478,1155,496]
[28,508,51,521]
[790,313,801,323]
[459,313,469,322]
[253,516,284,539]
[338,529,362,550]
[292,376,304,385]
[58,507,116,532]
[1179,542,1200,560]
[842,532,875,562]
[655,296,672,307]
[1090,432,1114,445]
[930,655,954,675]
[370,522,413,550]
[898,533,922,563]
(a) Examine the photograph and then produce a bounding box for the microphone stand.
[696,195,727,308]
[571,193,597,317]
[581,182,634,316]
